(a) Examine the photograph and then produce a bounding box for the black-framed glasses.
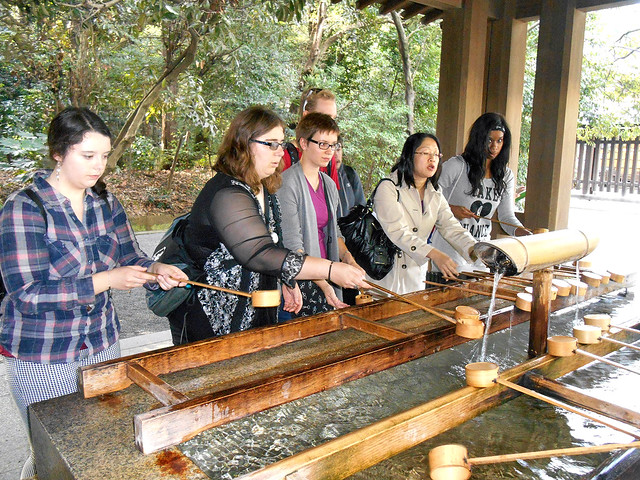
[250,139,287,151]
[415,151,442,160]
[307,137,342,151]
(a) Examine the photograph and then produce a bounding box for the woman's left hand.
[148,263,189,290]
[317,280,349,309]
[282,283,303,313]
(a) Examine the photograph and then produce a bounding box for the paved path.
[0,193,638,480]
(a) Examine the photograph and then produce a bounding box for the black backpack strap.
[285,142,300,164]
[24,189,47,229]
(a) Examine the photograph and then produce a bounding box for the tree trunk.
[299,0,327,90]
[391,11,415,135]
[108,28,199,171]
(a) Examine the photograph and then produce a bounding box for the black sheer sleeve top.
[184,173,304,287]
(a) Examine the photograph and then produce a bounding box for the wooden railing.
[573,137,640,196]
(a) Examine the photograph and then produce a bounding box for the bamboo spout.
[474,229,599,276]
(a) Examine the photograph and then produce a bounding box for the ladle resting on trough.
[151,273,281,307]
[365,281,485,339]
[584,313,640,335]
[573,325,640,353]
[428,441,640,480]
[464,362,640,439]
[547,336,640,376]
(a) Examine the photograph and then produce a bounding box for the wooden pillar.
[436,0,490,159]
[524,1,586,230]
[484,1,527,178]
[528,267,553,358]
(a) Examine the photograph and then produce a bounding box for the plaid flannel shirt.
[0,172,153,363]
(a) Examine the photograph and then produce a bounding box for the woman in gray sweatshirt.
[431,113,529,273]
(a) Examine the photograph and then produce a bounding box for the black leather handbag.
[338,179,399,280]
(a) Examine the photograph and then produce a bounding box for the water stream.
[479,270,504,361]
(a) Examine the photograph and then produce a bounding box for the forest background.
[0,0,638,225]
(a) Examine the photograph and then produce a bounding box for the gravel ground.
[113,230,169,339]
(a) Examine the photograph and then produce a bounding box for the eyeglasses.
[250,139,287,151]
[415,151,442,160]
[307,137,342,151]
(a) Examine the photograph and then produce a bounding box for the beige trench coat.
[370,172,476,294]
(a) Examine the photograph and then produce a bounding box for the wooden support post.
[528,267,553,357]
[126,363,189,406]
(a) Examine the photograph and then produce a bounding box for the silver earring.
[56,162,61,182]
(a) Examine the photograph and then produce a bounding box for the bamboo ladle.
[365,281,485,339]
[152,273,281,307]
[574,325,640,353]
[584,313,640,335]
[547,335,640,376]
[465,362,640,439]
[429,441,640,480]
[423,279,517,302]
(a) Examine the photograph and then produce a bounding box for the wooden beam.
[401,3,431,19]
[485,1,528,181]
[516,0,640,19]
[340,313,410,340]
[239,329,637,480]
[408,0,462,9]
[420,8,445,24]
[524,1,586,230]
[126,363,189,406]
[523,372,640,428]
[436,0,490,158]
[356,0,380,9]
[380,0,413,15]
[529,268,553,357]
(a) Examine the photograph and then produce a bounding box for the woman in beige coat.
[372,133,476,294]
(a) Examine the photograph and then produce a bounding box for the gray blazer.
[277,161,342,263]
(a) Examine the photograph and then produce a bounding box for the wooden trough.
[28,273,635,480]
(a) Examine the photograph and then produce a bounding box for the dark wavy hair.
[48,106,112,195]
[215,105,286,194]
[461,112,511,197]
[391,132,442,190]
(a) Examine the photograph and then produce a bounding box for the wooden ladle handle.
[365,280,456,324]
[468,440,640,466]
[149,272,251,298]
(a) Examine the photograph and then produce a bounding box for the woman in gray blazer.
[277,113,364,317]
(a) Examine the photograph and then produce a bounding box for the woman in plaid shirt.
[0,107,187,478]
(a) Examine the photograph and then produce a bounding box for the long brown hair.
[215,106,285,194]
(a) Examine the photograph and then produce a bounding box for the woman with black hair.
[431,113,529,272]
[372,132,476,294]
[0,107,187,478]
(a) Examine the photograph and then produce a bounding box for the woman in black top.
[167,106,367,345]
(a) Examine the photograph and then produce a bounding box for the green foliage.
[125,135,162,171]
[0,0,637,196]
[0,130,47,181]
